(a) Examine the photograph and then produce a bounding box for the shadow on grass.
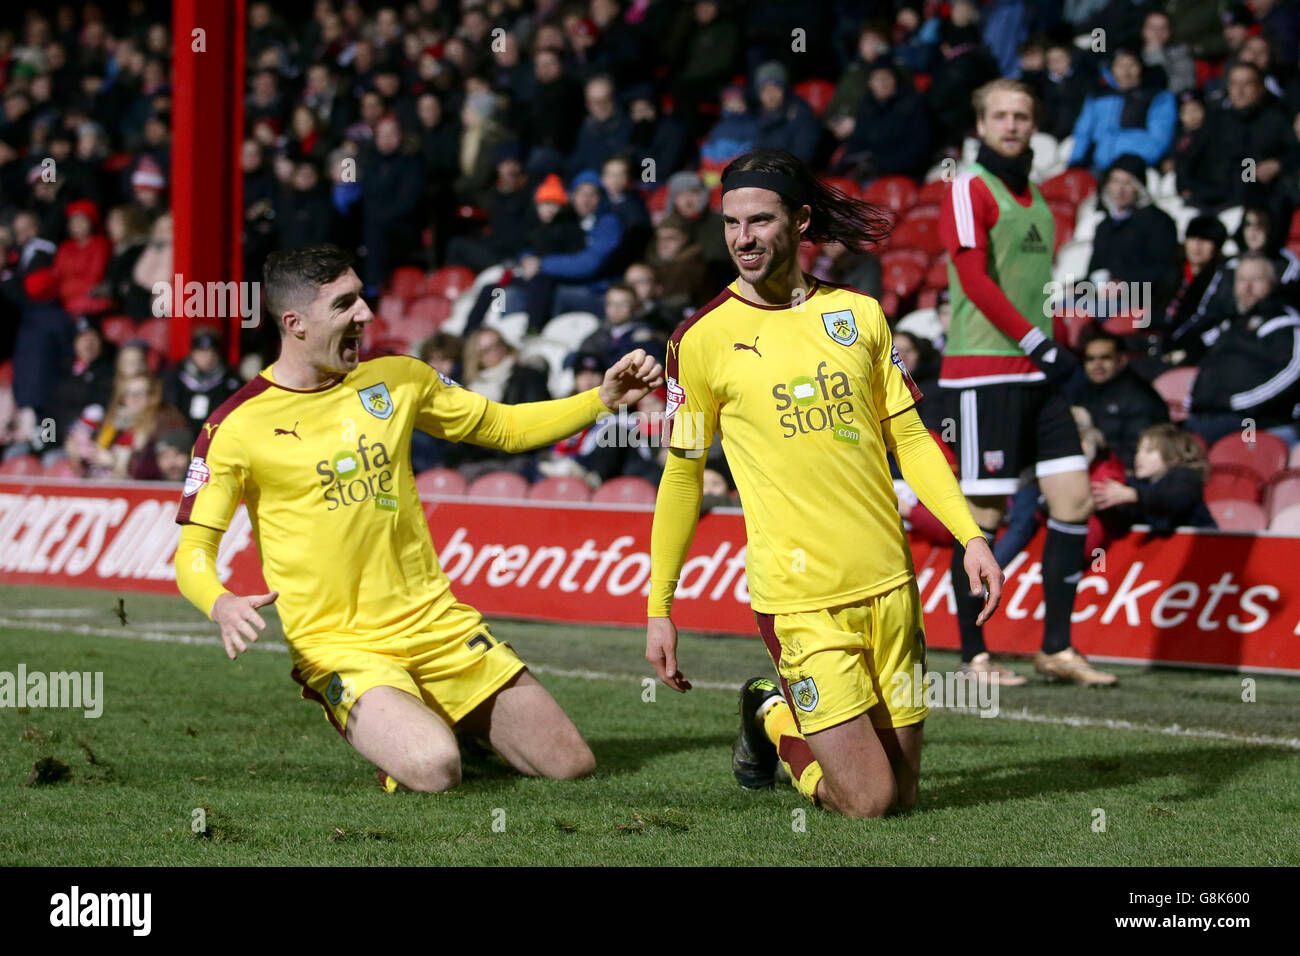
[920,743,1292,810]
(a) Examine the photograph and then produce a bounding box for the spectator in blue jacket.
[700,83,757,165]
[515,169,625,331]
[1067,48,1177,174]
[751,61,822,166]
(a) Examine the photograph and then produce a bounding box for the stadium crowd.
[2,0,1300,531]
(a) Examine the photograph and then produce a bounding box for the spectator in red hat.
[53,199,112,316]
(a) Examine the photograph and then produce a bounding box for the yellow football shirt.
[176,355,487,643]
[666,278,924,613]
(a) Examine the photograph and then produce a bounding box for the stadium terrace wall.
[1,476,1298,675]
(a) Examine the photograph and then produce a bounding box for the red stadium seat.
[1193,58,1222,89]
[648,185,671,214]
[43,458,79,478]
[466,470,531,500]
[794,78,835,116]
[820,176,860,198]
[1208,431,1289,484]
[862,175,918,216]
[0,359,11,386]
[901,203,940,224]
[709,184,723,211]
[377,293,406,320]
[0,455,42,476]
[888,217,942,257]
[1051,211,1074,252]
[1039,168,1096,205]
[881,248,929,271]
[404,294,452,326]
[1207,499,1266,532]
[879,257,925,298]
[1151,367,1197,423]
[1289,208,1300,243]
[388,265,427,301]
[1264,469,1300,517]
[917,179,948,206]
[100,315,137,346]
[916,288,939,309]
[427,266,476,300]
[528,476,593,502]
[879,290,901,318]
[1046,198,1077,224]
[1268,503,1300,533]
[1204,466,1261,504]
[591,475,657,505]
[135,317,171,354]
[1062,313,1097,349]
[924,257,949,289]
[416,467,467,496]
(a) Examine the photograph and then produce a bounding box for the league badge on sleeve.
[665,376,685,421]
[358,382,395,420]
[183,457,210,497]
[821,309,859,346]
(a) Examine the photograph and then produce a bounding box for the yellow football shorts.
[288,601,526,736]
[755,580,929,734]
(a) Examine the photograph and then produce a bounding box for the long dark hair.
[721,148,893,251]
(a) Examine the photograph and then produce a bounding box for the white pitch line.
[3,617,1298,751]
[10,607,97,618]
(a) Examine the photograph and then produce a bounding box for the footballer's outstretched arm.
[882,406,1004,625]
[645,447,707,692]
[175,523,278,660]
[465,349,664,453]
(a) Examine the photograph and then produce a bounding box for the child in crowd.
[1091,422,1216,534]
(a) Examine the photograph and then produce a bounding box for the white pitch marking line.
[11,607,98,618]
[2,617,1297,751]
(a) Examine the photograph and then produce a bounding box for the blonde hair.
[1139,423,1208,479]
[972,78,1038,120]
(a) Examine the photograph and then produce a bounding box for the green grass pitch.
[1,585,1297,866]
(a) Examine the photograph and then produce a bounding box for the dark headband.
[720,169,807,206]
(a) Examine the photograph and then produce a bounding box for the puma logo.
[274,421,301,439]
[734,336,762,357]
[203,422,218,440]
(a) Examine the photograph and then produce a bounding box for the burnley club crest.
[821,309,858,347]
[358,382,394,420]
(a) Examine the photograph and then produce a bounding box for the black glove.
[1018,327,1077,388]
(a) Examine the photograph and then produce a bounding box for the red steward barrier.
[1,477,1297,674]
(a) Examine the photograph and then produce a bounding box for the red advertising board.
[1,476,1298,674]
